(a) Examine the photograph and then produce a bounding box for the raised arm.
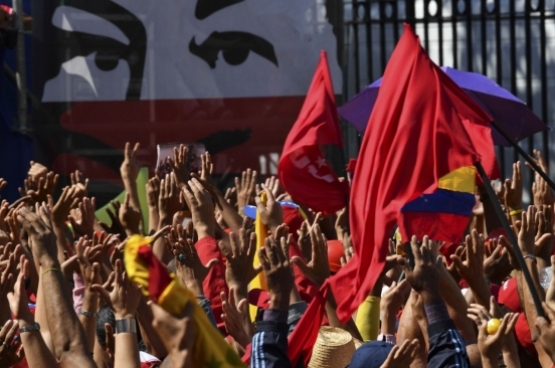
[17,204,96,368]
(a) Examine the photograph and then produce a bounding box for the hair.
[96,305,115,348]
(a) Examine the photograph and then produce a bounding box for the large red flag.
[328,24,494,321]
[278,51,347,214]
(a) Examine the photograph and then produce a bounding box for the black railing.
[341,0,555,199]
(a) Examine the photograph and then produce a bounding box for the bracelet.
[523,254,537,262]
[509,209,523,216]
[115,318,137,334]
[80,310,96,318]
[19,322,40,334]
[41,268,61,276]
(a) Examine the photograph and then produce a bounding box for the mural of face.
[41,0,342,102]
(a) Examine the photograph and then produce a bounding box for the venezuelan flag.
[398,166,476,243]
[124,235,246,368]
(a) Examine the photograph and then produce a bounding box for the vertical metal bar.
[366,2,373,85]
[438,0,444,65]
[13,0,27,133]
[353,2,361,92]
[392,0,399,42]
[494,0,505,179]
[465,0,473,71]
[525,0,534,159]
[480,0,487,75]
[539,1,549,167]
[452,0,459,69]
[423,0,430,51]
[379,1,387,72]
[509,0,518,163]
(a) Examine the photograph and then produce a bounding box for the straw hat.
[308,326,356,368]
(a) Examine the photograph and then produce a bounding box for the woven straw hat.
[308,326,356,368]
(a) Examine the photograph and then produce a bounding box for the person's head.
[347,341,393,368]
[96,305,115,349]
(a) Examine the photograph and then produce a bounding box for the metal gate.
[341,0,555,200]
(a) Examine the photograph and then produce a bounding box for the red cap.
[248,288,270,309]
[514,312,537,354]
[282,206,304,237]
[327,240,345,273]
[498,278,523,313]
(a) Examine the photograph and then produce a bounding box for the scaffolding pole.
[12,0,28,133]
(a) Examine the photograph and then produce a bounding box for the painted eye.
[189,31,278,69]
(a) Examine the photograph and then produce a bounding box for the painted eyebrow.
[195,0,244,20]
[52,6,130,45]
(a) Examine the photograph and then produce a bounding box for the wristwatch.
[19,322,40,334]
[115,318,137,334]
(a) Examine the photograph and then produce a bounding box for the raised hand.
[535,302,555,362]
[398,236,442,300]
[220,289,251,348]
[158,174,182,226]
[527,150,553,206]
[100,200,126,238]
[27,161,48,183]
[120,142,141,183]
[218,229,260,292]
[149,301,195,366]
[340,232,355,267]
[170,144,191,189]
[259,236,294,311]
[19,171,59,204]
[380,339,420,368]
[517,206,539,257]
[291,223,330,287]
[0,179,6,193]
[75,237,102,289]
[200,152,213,184]
[504,162,523,212]
[450,229,486,289]
[68,197,96,238]
[483,239,512,284]
[182,178,215,239]
[93,259,141,319]
[467,299,519,364]
[296,212,322,262]
[70,170,89,198]
[0,320,23,367]
[17,204,58,263]
[172,237,217,296]
[119,193,142,235]
[255,184,283,233]
[51,186,80,226]
[235,169,257,215]
[7,254,32,323]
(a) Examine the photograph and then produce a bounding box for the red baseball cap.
[498,277,523,313]
[327,240,345,273]
[514,312,537,354]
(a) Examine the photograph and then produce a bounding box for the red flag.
[278,51,347,214]
[328,24,493,322]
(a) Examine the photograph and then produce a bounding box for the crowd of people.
[0,142,554,368]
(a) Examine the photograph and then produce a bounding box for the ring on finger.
[2,342,9,349]
[178,253,186,262]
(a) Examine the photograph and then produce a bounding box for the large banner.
[32,0,341,202]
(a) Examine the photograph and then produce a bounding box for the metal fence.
[340,0,555,202]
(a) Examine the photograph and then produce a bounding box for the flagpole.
[474,161,545,318]
[490,120,555,191]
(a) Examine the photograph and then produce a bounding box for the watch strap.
[115,318,137,334]
[19,322,40,334]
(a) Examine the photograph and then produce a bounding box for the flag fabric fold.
[278,50,347,214]
[124,235,246,368]
[328,24,494,322]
